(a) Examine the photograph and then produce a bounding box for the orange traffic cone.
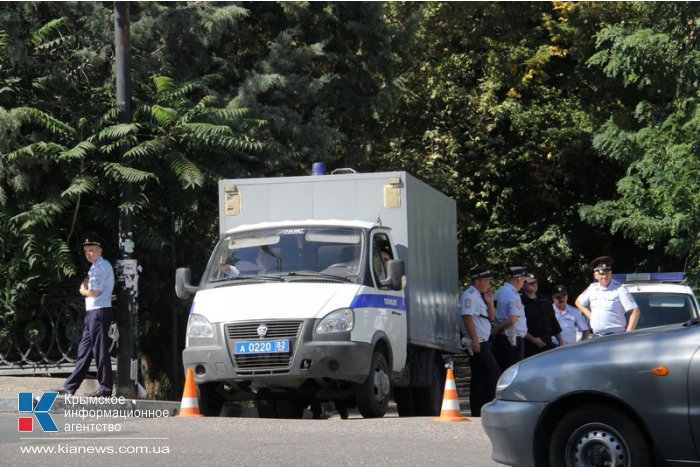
[432,367,471,422]
[177,367,203,417]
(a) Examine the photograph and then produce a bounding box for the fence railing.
[0,287,117,376]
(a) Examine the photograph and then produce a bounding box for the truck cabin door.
[368,230,407,373]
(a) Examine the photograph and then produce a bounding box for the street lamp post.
[114,1,138,398]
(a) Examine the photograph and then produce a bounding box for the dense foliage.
[1,2,698,395]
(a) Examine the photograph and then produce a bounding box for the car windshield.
[628,292,699,329]
[206,226,363,284]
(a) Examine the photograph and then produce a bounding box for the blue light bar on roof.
[613,272,686,283]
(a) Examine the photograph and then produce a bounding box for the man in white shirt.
[551,284,590,345]
[575,256,640,337]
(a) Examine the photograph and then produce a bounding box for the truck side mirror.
[380,259,405,291]
[175,267,199,299]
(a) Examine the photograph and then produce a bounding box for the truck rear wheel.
[277,400,306,419]
[255,400,278,418]
[355,351,391,418]
[197,382,224,417]
[394,387,415,417]
[413,357,445,416]
[255,399,306,419]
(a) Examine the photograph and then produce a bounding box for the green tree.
[581,2,700,284]
[0,4,113,316]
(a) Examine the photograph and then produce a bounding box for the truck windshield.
[206,226,364,284]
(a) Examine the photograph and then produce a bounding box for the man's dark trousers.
[493,335,524,372]
[63,307,113,396]
[468,340,502,417]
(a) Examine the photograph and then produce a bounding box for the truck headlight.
[187,313,214,338]
[316,308,354,334]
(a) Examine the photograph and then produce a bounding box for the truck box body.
[218,171,460,353]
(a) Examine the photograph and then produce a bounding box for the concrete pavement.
[0,376,180,415]
[0,375,473,419]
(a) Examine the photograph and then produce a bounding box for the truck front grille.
[234,353,293,370]
[226,320,303,371]
[226,321,302,339]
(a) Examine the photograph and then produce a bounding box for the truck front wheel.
[354,351,391,418]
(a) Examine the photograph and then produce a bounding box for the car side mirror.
[380,259,405,291]
[175,267,199,299]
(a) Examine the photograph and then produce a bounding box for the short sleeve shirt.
[86,257,115,311]
[576,280,637,334]
[494,282,527,337]
[460,285,491,342]
[553,304,590,345]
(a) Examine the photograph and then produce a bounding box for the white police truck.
[175,171,460,418]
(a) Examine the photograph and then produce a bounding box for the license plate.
[234,339,289,354]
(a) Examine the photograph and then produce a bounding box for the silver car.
[482,318,700,466]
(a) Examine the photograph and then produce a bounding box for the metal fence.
[0,287,117,376]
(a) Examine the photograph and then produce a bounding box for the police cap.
[507,266,527,278]
[552,284,568,296]
[82,231,105,247]
[524,272,537,284]
[469,267,493,280]
[589,256,614,272]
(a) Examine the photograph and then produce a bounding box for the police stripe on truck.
[351,294,406,312]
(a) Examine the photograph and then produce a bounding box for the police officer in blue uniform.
[460,267,501,417]
[57,232,115,396]
[492,266,528,371]
[551,284,590,345]
[575,256,640,336]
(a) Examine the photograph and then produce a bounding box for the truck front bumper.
[182,318,373,388]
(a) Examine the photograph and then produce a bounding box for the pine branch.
[102,162,158,184]
[168,153,204,188]
[14,107,76,139]
[61,175,97,198]
[26,17,67,48]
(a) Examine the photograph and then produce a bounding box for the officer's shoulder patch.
[464,299,472,309]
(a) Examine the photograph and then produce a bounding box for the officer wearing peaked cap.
[575,256,640,337]
[57,231,115,397]
[551,284,590,345]
[521,273,562,357]
[459,267,501,417]
[492,266,528,371]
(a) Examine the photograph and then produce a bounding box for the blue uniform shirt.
[86,256,114,310]
[576,280,637,334]
[460,285,491,342]
[494,282,527,337]
[552,303,590,345]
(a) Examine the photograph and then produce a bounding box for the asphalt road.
[1,411,501,467]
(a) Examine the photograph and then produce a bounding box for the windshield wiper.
[210,274,285,285]
[284,271,352,283]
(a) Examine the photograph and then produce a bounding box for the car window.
[629,292,697,328]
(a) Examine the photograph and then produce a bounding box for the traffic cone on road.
[177,367,203,417]
[432,367,471,422]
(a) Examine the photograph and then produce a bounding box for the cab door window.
[371,233,393,287]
